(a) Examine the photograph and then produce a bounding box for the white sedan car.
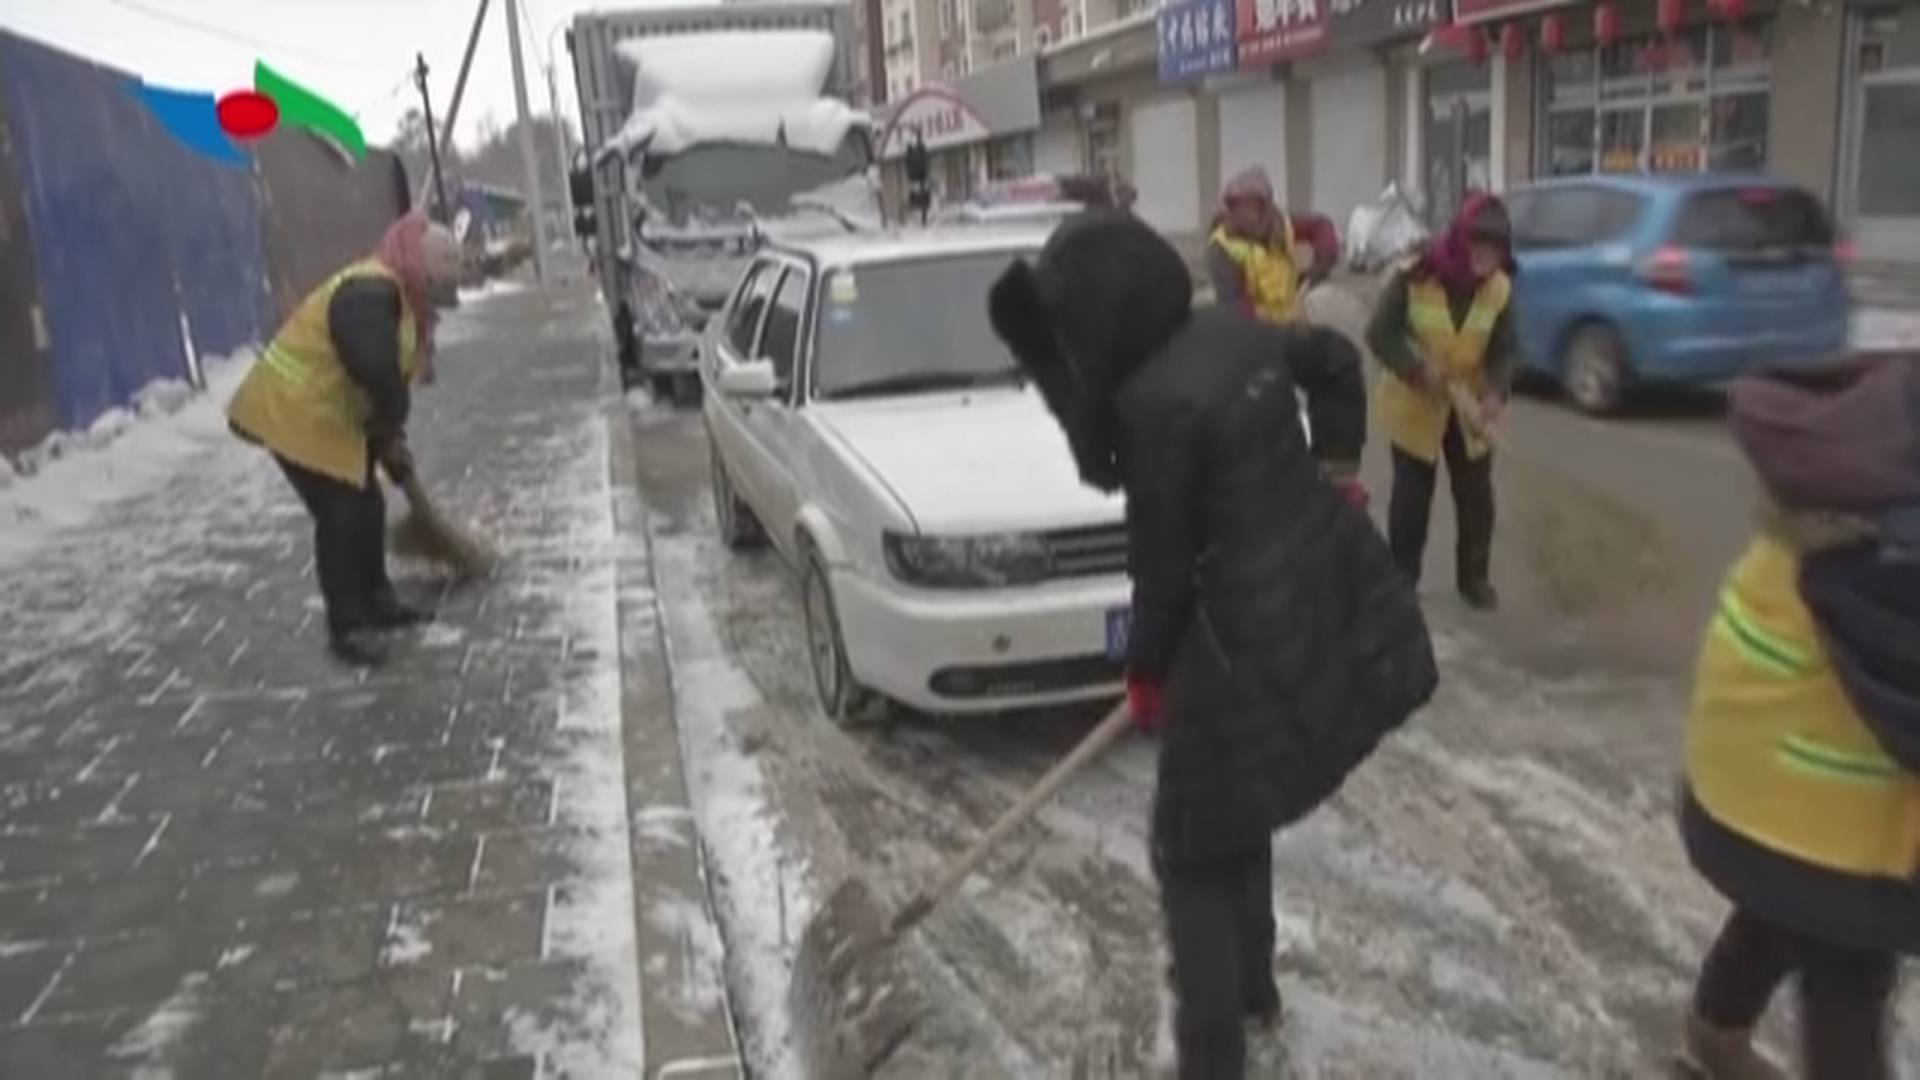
[701,227,1130,720]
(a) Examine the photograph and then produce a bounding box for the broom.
[1443,381,1678,616]
[388,469,496,580]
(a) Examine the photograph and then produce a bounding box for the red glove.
[1127,675,1164,735]
[1333,477,1370,510]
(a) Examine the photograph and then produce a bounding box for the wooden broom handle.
[888,702,1134,936]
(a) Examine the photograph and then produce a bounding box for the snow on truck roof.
[600,30,868,161]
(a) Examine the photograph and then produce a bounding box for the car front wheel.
[801,553,887,726]
[1562,323,1629,415]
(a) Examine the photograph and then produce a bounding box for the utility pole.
[545,29,571,217]
[413,52,451,223]
[415,0,492,211]
[505,0,550,282]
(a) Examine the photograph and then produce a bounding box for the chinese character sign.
[1159,0,1238,82]
[1236,0,1327,67]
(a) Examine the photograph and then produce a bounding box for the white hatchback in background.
[700,227,1130,720]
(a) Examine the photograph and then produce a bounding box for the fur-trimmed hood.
[987,211,1193,491]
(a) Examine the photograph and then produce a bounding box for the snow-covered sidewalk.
[0,278,736,1077]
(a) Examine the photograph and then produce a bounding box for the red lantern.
[1500,22,1526,59]
[1466,28,1490,64]
[1657,0,1684,35]
[1594,1,1619,46]
[1540,12,1565,53]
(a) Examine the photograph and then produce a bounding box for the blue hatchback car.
[1504,174,1851,413]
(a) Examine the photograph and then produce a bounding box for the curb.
[605,358,748,1078]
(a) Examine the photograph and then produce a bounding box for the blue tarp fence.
[0,31,408,455]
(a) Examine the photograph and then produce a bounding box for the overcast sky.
[1,0,630,152]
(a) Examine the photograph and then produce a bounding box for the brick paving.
[0,276,739,1077]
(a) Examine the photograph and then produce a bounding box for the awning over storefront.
[876,56,1041,160]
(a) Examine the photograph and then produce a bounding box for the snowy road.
[627,394,1920,1078]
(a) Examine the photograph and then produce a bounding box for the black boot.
[370,593,433,629]
[1460,580,1500,611]
[329,629,390,667]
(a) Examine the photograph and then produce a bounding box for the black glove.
[378,434,415,485]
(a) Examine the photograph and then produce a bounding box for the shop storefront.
[1322,0,1449,226]
[876,56,1043,208]
[1539,18,1773,176]
[1839,1,1920,259]
[1421,58,1494,220]
[1145,0,1237,233]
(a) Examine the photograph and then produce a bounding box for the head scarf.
[375,212,443,362]
[1418,192,1514,293]
[1214,166,1280,240]
[1728,353,1920,516]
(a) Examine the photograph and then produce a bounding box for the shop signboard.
[1325,0,1449,47]
[877,57,1041,159]
[1236,0,1328,68]
[1453,0,1574,26]
[1159,0,1238,82]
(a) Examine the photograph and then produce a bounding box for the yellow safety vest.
[227,259,422,488]
[1686,533,1920,879]
[1210,216,1299,324]
[1376,272,1510,464]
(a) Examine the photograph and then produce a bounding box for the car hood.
[811,388,1124,535]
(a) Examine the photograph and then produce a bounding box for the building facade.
[844,0,1918,267]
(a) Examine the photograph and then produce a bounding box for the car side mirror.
[718,360,780,399]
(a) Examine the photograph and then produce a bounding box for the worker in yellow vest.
[1366,193,1516,610]
[1677,355,1918,1080]
[227,213,464,667]
[1205,166,1337,325]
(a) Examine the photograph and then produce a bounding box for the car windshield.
[813,251,1033,400]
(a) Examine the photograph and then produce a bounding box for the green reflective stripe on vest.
[1714,587,1813,678]
[261,343,313,386]
[1408,302,1452,331]
[1777,733,1901,783]
[1463,306,1500,332]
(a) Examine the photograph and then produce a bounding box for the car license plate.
[1105,607,1131,662]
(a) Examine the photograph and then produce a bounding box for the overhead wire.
[105,0,396,72]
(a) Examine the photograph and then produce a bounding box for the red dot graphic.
[216,90,279,140]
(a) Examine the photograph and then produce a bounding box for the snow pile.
[457,277,528,303]
[605,31,866,159]
[1,350,254,568]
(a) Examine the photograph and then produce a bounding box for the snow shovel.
[389,470,496,581]
[1443,381,1678,615]
[791,701,1135,1078]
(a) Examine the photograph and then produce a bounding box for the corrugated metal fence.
[0,32,409,457]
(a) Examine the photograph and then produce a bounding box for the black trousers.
[1695,908,1899,1080]
[1155,839,1277,1080]
[1388,414,1494,589]
[275,454,394,639]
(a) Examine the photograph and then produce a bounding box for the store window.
[1855,8,1920,218]
[1540,19,1772,177]
[986,134,1034,180]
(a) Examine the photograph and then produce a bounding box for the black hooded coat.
[989,212,1438,865]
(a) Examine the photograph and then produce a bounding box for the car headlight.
[883,531,1054,589]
